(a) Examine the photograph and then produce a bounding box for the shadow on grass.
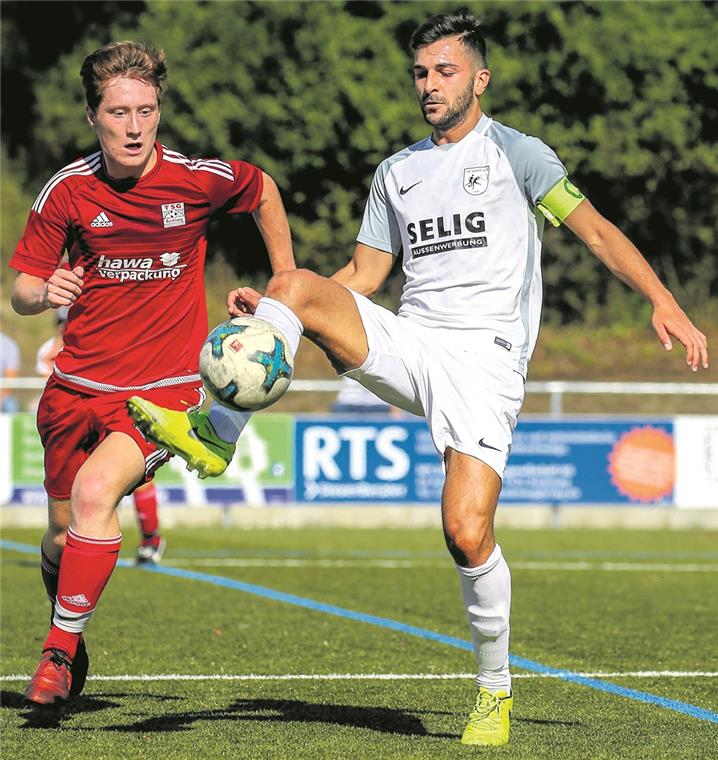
[104,696,456,738]
[5,559,39,569]
[1,690,180,730]
[1,690,123,729]
[3,690,455,738]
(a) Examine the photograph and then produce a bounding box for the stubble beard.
[422,80,476,133]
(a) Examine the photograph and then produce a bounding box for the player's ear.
[86,105,96,129]
[474,67,490,98]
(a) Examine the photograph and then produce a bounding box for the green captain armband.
[536,176,585,227]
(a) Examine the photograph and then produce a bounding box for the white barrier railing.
[523,380,718,416]
[2,378,717,416]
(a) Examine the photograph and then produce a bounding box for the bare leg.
[26,432,148,704]
[442,448,512,694]
[49,432,146,646]
[70,431,146,536]
[42,497,71,566]
[442,448,501,566]
[264,269,370,372]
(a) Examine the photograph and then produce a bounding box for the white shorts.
[344,291,525,477]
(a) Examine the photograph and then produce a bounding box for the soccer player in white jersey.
[129,13,708,746]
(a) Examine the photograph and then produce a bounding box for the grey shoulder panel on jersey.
[377,137,433,178]
[357,138,431,255]
[485,120,567,206]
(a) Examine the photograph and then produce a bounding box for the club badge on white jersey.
[463,166,489,195]
[357,114,571,375]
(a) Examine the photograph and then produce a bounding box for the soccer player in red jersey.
[36,307,166,565]
[9,41,295,706]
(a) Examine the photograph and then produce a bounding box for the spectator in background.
[35,307,69,377]
[35,308,165,564]
[0,332,21,412]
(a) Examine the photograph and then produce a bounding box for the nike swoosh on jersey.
[478,438,501,452]
[399,180,423,195]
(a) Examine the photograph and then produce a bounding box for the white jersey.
[357,114,567,376]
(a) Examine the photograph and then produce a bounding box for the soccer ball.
[199,317,294,411]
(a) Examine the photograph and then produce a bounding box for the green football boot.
[460,687,513,746]
[127,397,235,478]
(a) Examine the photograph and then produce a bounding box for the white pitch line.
[166,559,426,568]
[2,671,717,682]
[513,562,718,572]
[161,558,718,572]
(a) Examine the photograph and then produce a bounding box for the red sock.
[44,528,122,659]
[134,483,159,541]
[41,545,59,603]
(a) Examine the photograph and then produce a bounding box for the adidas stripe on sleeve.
[14,177,75,279]
[162,147,263,215]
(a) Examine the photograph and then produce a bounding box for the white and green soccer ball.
[199,317,294,411]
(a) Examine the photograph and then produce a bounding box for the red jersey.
[10,143,262,393]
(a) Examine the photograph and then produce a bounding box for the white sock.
[207,405,252,443]
[254,296,303,358]
[206,297,304,444]
[456,544,512,693]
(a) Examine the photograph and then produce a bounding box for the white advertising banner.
[674,416,718,508]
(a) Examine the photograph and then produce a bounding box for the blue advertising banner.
[295,417,676,505]
[504,419,675,504]
[295,418,444,502]
[2,413,677,507]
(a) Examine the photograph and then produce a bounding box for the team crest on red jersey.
[161,202,186,228]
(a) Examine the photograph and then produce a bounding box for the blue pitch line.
[3,539,717,724]
[0,540,136,568]
[143,565,718,725]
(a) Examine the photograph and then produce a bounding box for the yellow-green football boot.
[127,397,235,478]
[460,687,513,746]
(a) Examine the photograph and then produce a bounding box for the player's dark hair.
[410,13,487,68]
[81,41,167,111]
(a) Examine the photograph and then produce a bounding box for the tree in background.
[3,0,717,326]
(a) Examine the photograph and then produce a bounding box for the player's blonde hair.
[80,41,167,111]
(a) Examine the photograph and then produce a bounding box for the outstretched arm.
[564,200,708,372]
[228,173,295,315]
[252,172,295,274]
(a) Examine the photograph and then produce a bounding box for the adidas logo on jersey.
[91,211,113,228]
[60,593,91,607]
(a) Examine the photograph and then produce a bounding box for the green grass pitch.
[1,526,717,759]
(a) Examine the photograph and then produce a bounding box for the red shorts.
[37,375,204,500]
